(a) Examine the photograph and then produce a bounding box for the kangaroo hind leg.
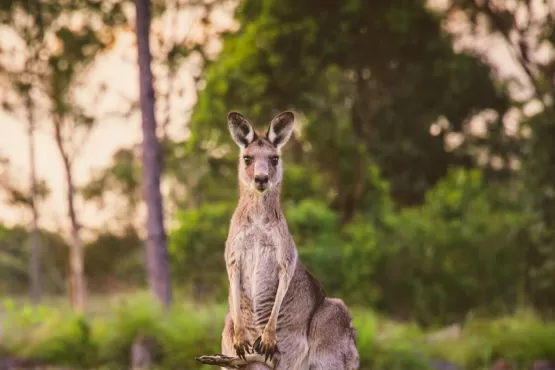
[307,298,360,370]
[272,330,309,370]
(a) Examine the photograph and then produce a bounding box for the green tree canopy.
[188,0,510,222]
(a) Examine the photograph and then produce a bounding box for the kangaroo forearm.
[266,262,294,331]
[229,268,243,331]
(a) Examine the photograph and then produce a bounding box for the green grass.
[1,293,555,369]
[423,309,555,369]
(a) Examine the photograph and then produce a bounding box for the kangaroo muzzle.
[254,161,270,192]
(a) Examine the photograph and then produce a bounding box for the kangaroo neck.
[237,186,283,222]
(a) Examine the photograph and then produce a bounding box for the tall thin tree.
[26,92,41,304]
[135,0,172,307]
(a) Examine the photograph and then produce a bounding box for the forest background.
[1,0,555,369]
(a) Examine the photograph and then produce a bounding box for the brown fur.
[221,111,359,370]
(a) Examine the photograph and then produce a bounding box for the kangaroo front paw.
[253,330,277,363]
[233,331,251,361]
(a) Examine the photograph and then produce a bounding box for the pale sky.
[0,33,141,233]
[0,29,195,238]
[0,0,548,240]
[0,3,236,239]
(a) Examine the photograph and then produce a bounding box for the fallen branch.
[196,352,279,369]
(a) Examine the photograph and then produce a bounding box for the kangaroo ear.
[266,111,295,149]
[228,112,256,148]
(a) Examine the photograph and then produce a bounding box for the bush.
[169,202,235,301]
[286,199,349,295]
[3,296,555,369]
[339,169,540,326]
[0,225,69,295]
[1,295,226,369]
[166,167,554,326]
[424,310,555,369]
[85,228,146,293]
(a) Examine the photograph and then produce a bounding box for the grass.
[423,309,555,369]
[1,293,555,369]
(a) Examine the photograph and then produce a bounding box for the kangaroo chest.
[236,224,281,323]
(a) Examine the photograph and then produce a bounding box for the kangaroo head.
[227,111,295,194]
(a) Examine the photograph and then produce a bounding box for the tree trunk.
[26,95,41,305]
[135,0,172,307]
[65,158,86,312]
[54,118,86,312]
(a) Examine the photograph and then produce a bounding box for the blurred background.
[0,0,555,369]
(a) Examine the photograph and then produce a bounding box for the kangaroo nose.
[254,175,269,185]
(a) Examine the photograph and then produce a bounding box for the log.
[195,353,279,369]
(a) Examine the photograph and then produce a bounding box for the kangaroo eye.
[243,156,252,165]
[270,156,279,166]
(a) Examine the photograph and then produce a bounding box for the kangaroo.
[197,111,359,370]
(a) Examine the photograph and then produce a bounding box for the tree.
[80,0,230,230]
[441,0,555,302]
[27,104,41,304]
[0,0,50,304]
[188,0,509,222]
[0,92,46,304]
[135,0,172,307]
[81,146,143,230]
[0,158,50,303]
[81,0,233,304]
[0,0,128,311]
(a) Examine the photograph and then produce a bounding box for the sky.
[0,2,235,239]
[0,0,544,240]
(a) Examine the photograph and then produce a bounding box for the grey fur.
[221,111,360,370]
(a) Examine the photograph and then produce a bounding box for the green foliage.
[84,228,146,293]
[340,218,382,306]
[424,311,555,369]
[2,296,555,369]
[169,202,236,300]
[371,169,536,325]
[1,295,224,369]
[285,199,339,247]
[329,168,543,325]
[0,223,148,296]
[286,199,346,294]
[90,295,225,369]
[0,224,68,295]
[2,0,555,367]
[191,0,509,214]
[166,166,554,326]
[81,147,142,222]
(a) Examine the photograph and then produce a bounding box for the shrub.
[1,295,226,369]
[351,169,537,325]
[424,310,555,369]
[169,202,235,300]
[2,297,555,369]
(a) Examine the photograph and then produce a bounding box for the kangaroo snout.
[254,174,269,186]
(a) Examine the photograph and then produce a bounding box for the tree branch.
[196,352,278,369]
[474,0,549,102]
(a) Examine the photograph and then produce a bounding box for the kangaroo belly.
[235,228,325,334]
[252,256,279,328]
[236,229,279,331]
